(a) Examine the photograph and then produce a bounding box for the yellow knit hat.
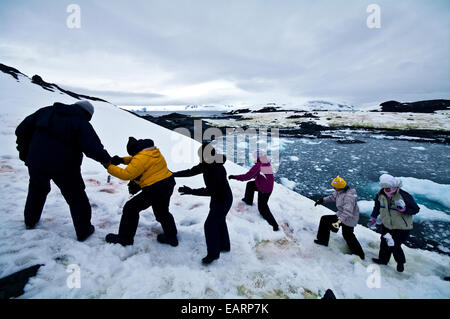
[331,176,347,189]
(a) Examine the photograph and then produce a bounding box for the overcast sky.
[1,0,449,107]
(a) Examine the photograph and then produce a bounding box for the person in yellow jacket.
[104,137,178,246]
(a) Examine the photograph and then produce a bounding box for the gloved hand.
[228,175,236,180]
[367,217,377,230]
[314,198,324,207]
[178,185,193,195]
[332,219,342,230]
[127,180,141,195]
[383,233,395,247]
[111,155,124,165]
[102,161,111,169]
[395,199,406,211]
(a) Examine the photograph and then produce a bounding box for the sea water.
[217,133,450,255]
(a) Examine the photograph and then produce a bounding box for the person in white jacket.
[314,176,365,260]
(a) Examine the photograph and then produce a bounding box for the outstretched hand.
[178,185,193,195]
[228,175,236,180]
[314,198,324,207]
[332,219,342,230]
[111,155,124,165]
[102,161,111,169]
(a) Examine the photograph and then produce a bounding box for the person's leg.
[316,215,338,245]
[52,171,93,240]
[203,202,228,263]
[115,191,153,243]
[242,181,257,205]
[24,168,51,228]
[219,199,232,252]
[391,229,409,267]
[342,225,365,259]
[151,178,178,244]
[257,191,278,230]
[373,226,392,264]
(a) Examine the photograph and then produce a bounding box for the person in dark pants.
[370,174,420,272]
[229,150,279,231]
[314,176,365,260]
[15,100,111,241]
[105,137,178,246]
[171,142,233,265]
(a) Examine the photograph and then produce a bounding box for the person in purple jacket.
[229,150,279,231]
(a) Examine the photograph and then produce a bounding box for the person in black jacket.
[15,100,111,241]
[171,142,233,265]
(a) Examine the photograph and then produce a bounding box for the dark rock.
[0,63,26,80]
[287,112,319,119]
[252,106,281,113]
[336,139,365,144]
[222,108,251,115]
[380,99,450,113]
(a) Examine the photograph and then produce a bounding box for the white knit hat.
[75,100,94,117]
[379,174,402,188]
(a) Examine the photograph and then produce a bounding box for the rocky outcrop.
[380,100,450,113]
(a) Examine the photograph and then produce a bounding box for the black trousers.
[118,176,177,242]
[378,225,409,264]
[24,167,93,239]
[243,181,278,228]
[317,215,365,257]
[204,197,232,258]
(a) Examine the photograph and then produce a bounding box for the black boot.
[314,239,328,247]
[372,258,388,265]
[157,234,178,247]
[105,233,133,246]
[272,224,279,232]
[202,255,219,265]
[241,198,252,206]
[77,225,95,242]
[397,263,404,272]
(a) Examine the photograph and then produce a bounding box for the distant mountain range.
[1,62,448,113]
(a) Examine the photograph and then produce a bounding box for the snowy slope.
[0,70,449,299]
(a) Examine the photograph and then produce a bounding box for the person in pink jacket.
[229,150,279,231]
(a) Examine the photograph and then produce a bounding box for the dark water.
[216,132,450,255]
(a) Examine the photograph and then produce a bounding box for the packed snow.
[0,71,449,299]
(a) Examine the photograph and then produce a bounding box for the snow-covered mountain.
[0,65,449,298]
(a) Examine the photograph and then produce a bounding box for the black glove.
[228,175,236,180]
[178,185,193,195]
[128,180,141,195]
[314,198,324,207]
[111,155,124,166]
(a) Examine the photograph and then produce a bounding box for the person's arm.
[78,120,111,164]
[190,187,211,196]
[231,163,260,181]
[107,156,146,181]
[15,110,39,161]
[371,194,381,219]
[338,193,357,225]
[172,163,204,177]
[400,191,420,215]
[123,156,132,165]
[323,191,337,203]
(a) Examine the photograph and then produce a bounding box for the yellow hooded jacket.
[107,147,172,188]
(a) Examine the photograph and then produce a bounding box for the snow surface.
[0,71,449,299]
